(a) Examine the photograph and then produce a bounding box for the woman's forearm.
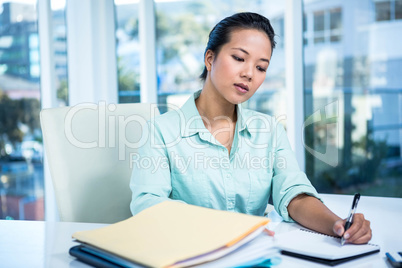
[287,194,342,236]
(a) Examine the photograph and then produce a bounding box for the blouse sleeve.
[129,121,184,216]
[271,122,322,222]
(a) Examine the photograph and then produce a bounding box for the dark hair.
[200,12,276,81]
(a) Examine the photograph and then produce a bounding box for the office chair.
[40,103,159,223]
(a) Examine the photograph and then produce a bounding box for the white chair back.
[40,103,159,223]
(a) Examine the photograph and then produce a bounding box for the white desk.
[0,194,401,268]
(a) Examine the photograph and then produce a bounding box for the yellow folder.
[72,201,270,267]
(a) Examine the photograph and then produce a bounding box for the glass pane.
[252,0,286,117]
[303,14,309,45]
[52,0,69,106]
[330,35,341,42]
[0,1,43,220]
[314,36,325,44]
[396,0,402,19]
[303,0,402,197]
[154,1,209,113]
[375,1,391,21]
[115,0,140,103]
[329,8,342,30]
[329,8,342,44]
[314,11,325,44]
[153,1,286,116]
[314,11,325,31]
[271,17,284,49]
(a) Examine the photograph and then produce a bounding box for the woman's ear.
[204,50,215,72]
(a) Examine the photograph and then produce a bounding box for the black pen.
[341,193,360,246]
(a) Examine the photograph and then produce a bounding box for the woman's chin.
[228,94,251,105]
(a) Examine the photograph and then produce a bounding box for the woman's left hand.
[333,213,372,244]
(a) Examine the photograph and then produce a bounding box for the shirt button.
[226,174,230,178]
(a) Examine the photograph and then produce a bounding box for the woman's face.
[205,28,272,105]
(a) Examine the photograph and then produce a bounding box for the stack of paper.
[71,201,279,267]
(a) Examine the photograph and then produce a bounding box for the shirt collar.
[180,90,205,138]
[236,103,249,134]
[179,90,250,138]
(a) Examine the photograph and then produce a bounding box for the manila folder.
[72,201,270,268]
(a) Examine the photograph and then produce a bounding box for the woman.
[130,12,372,244]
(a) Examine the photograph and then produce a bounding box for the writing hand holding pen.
[341,193,360,245]
[332,193,373,245]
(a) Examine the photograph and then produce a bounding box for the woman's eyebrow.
[232,47,249,55]
[231,47,270,63]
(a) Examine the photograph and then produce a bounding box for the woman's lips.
[234,83,249,93]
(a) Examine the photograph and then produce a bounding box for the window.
[303,0,402,197]
[114,0,287,125]
[375,0,391,21]
[396,0,402,19]
[311,8,342,45]
[24,1,399,222]
[153,0,286,116]
[303,13,308,45]
[0,0,69,221]
[0,1,43,220]
[375,0,402,21]
[329,8,342,42]
[52,3,69,106]
[114,0,140,104]
[314,11,325,44]
[153,1,211,112]
[29,34,40,78]
[271,17,285,49]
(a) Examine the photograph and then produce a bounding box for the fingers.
[343,213,372,244]
[332,214,373,244]
[333,219,346,237]
[264,228,275,237]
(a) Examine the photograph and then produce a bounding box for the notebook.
[70,201,277,268]
[275,228,380,266]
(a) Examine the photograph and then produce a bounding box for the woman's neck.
[195,86,237,124]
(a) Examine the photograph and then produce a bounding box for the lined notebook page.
[275,229,380,260]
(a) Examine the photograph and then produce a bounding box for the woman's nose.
[240,64,253,81]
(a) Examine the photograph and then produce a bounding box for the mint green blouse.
[130,90,320,221]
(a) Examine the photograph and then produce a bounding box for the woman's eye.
[257,66,267,72]
[232,55,244,62]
